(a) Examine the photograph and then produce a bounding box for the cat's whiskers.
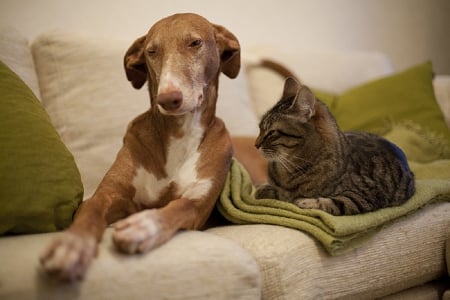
[277,153,306,176]
[261,147,296,174]
[261,147,276,160]
[276,155,295,174]
[289,153,314,176]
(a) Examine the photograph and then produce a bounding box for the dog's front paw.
[40,232,97,281]
[113,210,168,254]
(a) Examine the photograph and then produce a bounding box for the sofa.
[1,26,450,300]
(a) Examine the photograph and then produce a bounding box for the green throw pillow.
[333,61,450,142]
[311,61,450,162]
[0,60,83,235]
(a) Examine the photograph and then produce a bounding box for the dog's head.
[124,13,240,116]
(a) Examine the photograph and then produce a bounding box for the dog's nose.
[157,91,183,111]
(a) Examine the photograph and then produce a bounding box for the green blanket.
[217,124,450,256]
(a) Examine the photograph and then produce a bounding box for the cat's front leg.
[255,183,280,199]
[294,197,341,215]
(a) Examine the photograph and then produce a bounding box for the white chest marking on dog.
[132,111,212,206]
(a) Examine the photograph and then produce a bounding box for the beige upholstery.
[0,229,261,300]
[208,202,450,299]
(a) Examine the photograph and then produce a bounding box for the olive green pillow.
[333,61,450,142]
[0,60,83,235]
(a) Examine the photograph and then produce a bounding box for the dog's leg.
[39,199,106,281]
[112,197,212,254]
[40,148,138,281]
[40,196,136,281]
[41,194,138,281]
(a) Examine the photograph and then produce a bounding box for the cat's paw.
[113,210,169,254]
[40,232,97,281]
[255,184,279,199]
[294,197,340,215]
[294,198,320,209]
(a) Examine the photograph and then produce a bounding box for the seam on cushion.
[32,34,66,135]
[260,258,286,300]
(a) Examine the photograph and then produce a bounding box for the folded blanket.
[217,158,450,256]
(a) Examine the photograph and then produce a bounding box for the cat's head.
[255,77,338,162]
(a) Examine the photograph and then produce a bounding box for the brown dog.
[40,13,240,281]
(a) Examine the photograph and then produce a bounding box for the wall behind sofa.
[0,0,449,74]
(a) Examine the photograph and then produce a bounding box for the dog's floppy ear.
[124,35,148,89]
[213,24,241,79]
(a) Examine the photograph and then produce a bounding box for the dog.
[40,13,240,281]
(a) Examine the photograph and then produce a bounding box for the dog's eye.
[147,48,157,55]
[189,39,202,48]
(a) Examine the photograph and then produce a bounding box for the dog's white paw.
[113,210,164,254]
[40,232,97,281]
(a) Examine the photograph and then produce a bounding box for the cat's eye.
[284,132,303,139]
[267,130,279,139]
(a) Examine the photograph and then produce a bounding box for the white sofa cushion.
[31,31,259,198]
[0,228,261,300]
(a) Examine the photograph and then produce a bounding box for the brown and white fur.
[40,13,240,281]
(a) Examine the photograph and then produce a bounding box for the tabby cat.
[254,77,415,215]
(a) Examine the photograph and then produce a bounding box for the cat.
[254,77,415,215]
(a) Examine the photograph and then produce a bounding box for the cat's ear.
[295,85,316,121]
[282,77,301,101]
[282,77,316,121]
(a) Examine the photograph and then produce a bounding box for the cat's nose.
[255,136,263,149]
